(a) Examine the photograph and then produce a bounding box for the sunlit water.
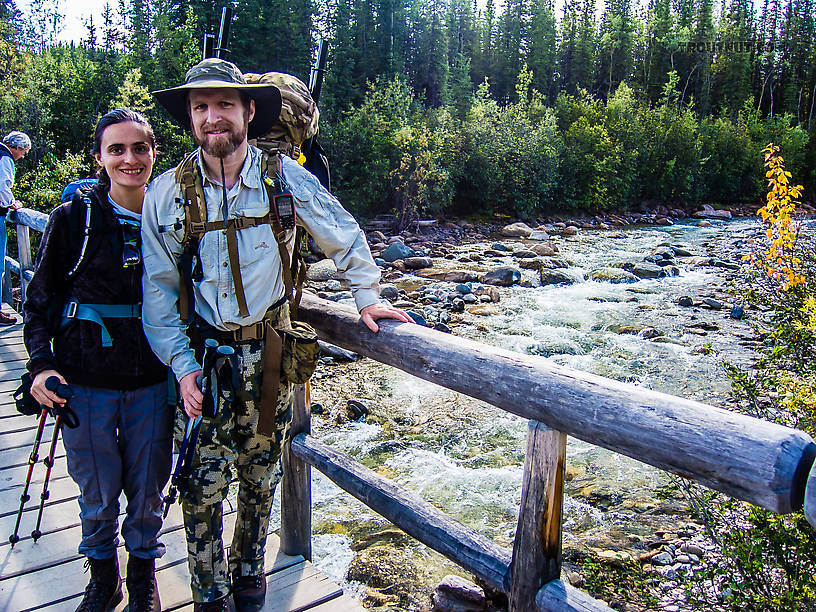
[273,218,762,604]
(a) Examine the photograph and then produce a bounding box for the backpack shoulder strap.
[175,149,209,245]
[261,152,308,317]
[65,188,103,282]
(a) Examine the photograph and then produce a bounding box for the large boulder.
[305,258,339,281]
[500,222,534,237]
[540,269,579,285]
[631,262,665,279]
[382,241,416,262]
[693,204,732,219]
[403,256,433,269]
[530,243,557,256]
[481,266,521,286]
[590,267,640,283]
[432,575,487,612]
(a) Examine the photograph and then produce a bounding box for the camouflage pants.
[180,313,293,602]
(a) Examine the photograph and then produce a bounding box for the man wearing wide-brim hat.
[142,58,411,612]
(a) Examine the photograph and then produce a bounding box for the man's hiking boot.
[75,556,122,612]
[231,571,266,612]
[193,594,231,611]
[126,555,160,612]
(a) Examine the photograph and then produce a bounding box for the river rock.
[306,258,339,281]
[481,267,521,286]
[491,242,512,252]
[432,575,486,612]
[380,284,400,301]
[672,246,693,257]
[530,243,556,256]
[528,230,550,241]
[367,230,387,243]
[694,204,732,219]
[406,310,428,326]
[541,257,571,269]
[632,262,664,279]
[443,270,481,283]
[512,250,539,259]
[703,297,724,309]
[451,298,465,312]
[562,225,579,236]
[324,279,342,291]
[346,399,369,421]
[519,258,546,270]
[540,269,578,286]
[463,294,478,304]
[607,324,645,334]
[641,327,665,339]
[651,552,674,566]
[501,222,534,237]
[319,341,358,362]
[677,296,694,307]
[403,256,433,269]
[468,304,499,316]
[382,241,415,262]
[347,546,422,604]
[730,305,745,319]
[590,267,639,284]
[697,220,712,227]
[680,543,705,557]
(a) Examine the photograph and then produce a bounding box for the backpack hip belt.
[62,300,141,348]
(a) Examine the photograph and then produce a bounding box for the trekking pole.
[9,407,49,547]
[163,339,218,517]
[31,377,75,543]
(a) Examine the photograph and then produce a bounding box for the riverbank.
[298,212,777,611]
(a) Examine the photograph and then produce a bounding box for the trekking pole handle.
[44,376,73,401]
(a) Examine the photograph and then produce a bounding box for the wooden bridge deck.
[0,318,364,612]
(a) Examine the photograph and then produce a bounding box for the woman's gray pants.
[61,381,173,560]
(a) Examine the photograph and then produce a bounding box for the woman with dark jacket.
[23,109,171,612]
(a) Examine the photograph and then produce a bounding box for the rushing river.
[272,218,762,609]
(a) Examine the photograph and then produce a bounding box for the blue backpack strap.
[61,299,141,348]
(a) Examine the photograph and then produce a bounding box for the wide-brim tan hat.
[152,58,282,139]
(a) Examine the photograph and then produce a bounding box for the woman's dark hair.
[91,109,156,189]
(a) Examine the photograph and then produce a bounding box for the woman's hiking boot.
[75,556,122,612]
[125,555,161,612]
[231,571,266,612]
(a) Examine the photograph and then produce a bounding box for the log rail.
[5,208,816,610]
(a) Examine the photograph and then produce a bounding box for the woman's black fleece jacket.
[23,185,167,390]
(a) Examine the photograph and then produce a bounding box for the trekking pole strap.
[61,300,141,348]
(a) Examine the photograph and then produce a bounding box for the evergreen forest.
[0,0,814,218]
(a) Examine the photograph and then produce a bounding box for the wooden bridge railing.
[5,208,816,610]
[282,294,816,611]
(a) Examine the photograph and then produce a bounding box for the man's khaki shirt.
[141,146,380,381]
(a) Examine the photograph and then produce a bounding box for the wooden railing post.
[16,223,31,306]
[280,383,312,560]
[509,421,566,611]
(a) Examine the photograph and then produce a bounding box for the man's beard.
[194,120,247,158]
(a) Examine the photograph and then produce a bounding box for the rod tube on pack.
[215,6,233,59]
[309,39,329,103]
[202,33,215,59]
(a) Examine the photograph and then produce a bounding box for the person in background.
[0,130,31,325]
[23,110,170,612]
